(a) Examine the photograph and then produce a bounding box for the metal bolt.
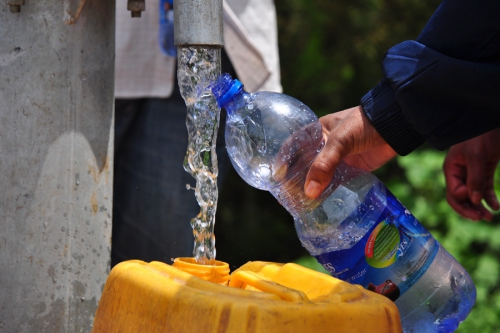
[6,0,24,13]
[127,0,145,18]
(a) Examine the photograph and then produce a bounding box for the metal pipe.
[174,0,223,47]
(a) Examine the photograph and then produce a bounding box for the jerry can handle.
[228,271,310,303]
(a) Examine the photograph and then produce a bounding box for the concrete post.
[0,0,114,331]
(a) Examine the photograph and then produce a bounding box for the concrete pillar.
[0,0,114,331]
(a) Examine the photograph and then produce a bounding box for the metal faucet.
[174,0,223,47]
[125,0,224,48]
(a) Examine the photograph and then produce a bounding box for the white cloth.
[115,0,282,98]
[223,0,281,92]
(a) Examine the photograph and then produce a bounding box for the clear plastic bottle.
[211,73,476,333]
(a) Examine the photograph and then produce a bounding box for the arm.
[305,0,500,199]
[364,0,500,154]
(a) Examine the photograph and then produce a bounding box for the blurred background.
[215,1,500,332]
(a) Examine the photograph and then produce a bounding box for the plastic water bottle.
[210,73,476,333]
[159,0,176,57]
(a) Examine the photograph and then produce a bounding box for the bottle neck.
[222,90,250,117]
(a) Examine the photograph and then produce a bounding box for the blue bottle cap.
[218,79,243,109]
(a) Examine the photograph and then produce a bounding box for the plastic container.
[91,259,401,333]
[209,73,476,333]
[172,257,230,285]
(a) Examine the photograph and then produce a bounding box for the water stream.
[177,46,221,265]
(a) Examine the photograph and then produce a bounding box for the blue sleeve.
[360,0,500,155]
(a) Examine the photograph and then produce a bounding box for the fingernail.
[472,191,482,204]
[305,181,322,198]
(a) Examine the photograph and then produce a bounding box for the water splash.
[178,46,221,265]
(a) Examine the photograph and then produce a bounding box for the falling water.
[177,46,221,265]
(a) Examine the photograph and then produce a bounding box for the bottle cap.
[211,73,243,109]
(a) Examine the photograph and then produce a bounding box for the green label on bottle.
[365,221,400,268]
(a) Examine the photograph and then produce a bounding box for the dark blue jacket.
[360,0,500,155]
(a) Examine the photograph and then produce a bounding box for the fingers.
[468,168,500,216]
[304,106,388,199]
[443,148,465,200]
[444,168,492,221]
[445,179,494,221]
[482,129,500,211]
[304,132,345,198]
[444,142,498,222]
[304,107,361,199]
[464,151,487,205]
[456,133,500,214]
[443,150,481,220]
[484,187,500,211]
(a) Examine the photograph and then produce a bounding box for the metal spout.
[174,0,223,47]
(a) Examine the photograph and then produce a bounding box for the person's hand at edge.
[443,128,500,222]
[304,106,397,199]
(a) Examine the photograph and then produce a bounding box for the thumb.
[304,137,347,199]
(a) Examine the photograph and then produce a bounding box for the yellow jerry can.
[92,258,402,333]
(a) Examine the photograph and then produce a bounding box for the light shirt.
[115,0,282,98]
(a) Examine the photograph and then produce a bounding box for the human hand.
[443,128,500,221]
[304,106,397,199]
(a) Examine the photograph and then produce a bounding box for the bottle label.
[315,190,439,301]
